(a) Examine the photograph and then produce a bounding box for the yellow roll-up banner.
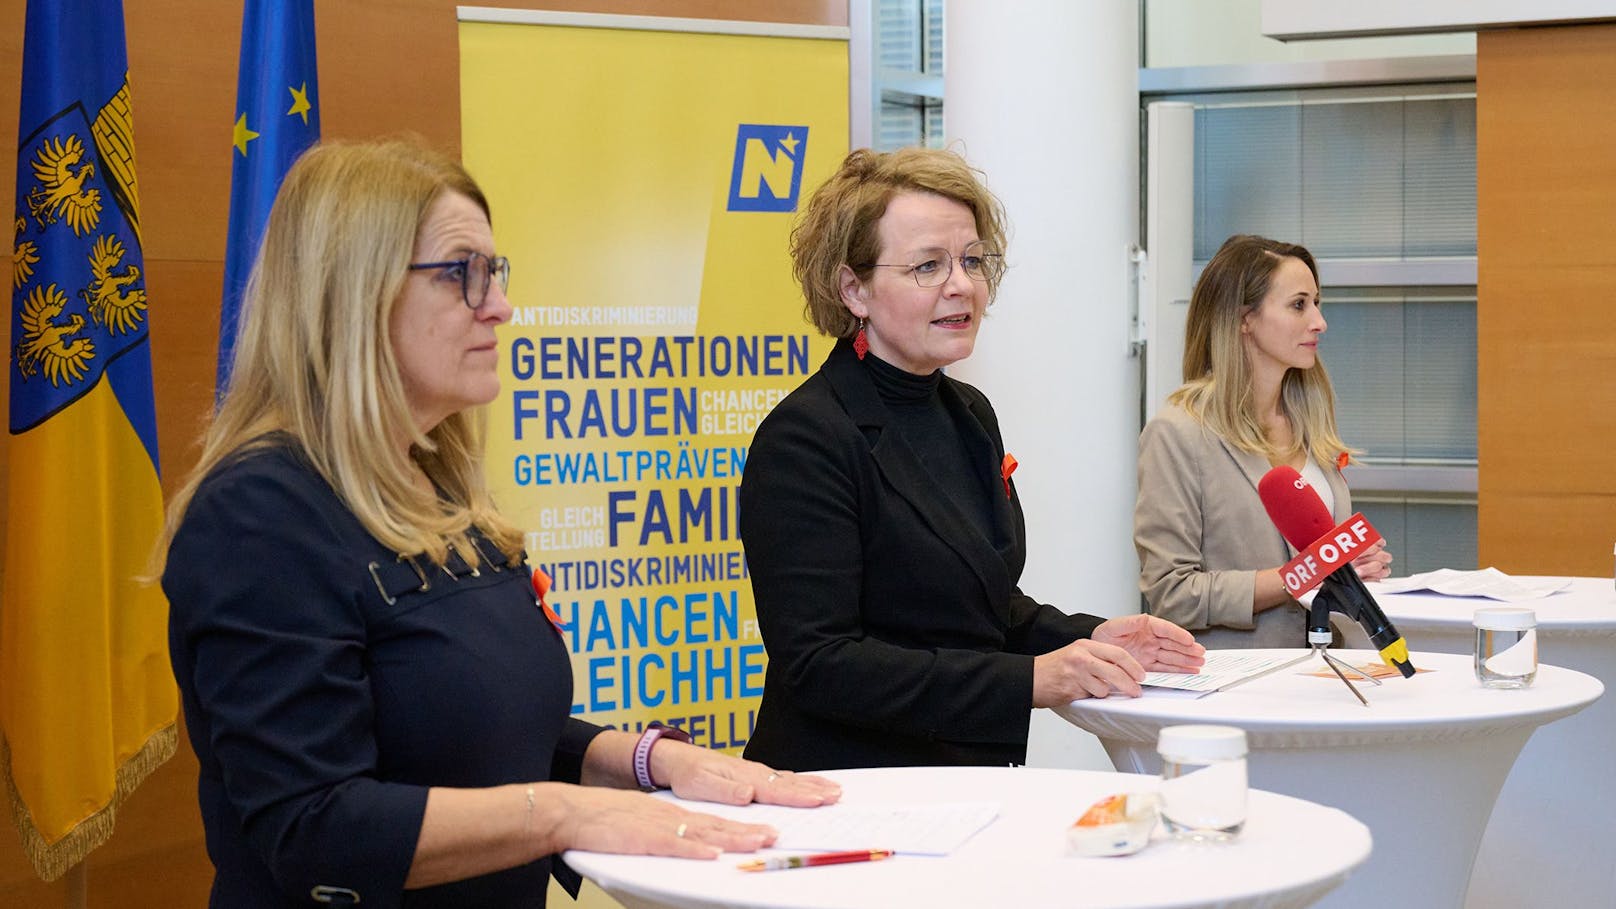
[461,14,846,750]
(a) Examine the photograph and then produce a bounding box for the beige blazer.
[1134,403,1351,650]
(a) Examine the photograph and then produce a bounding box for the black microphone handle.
[1307,589,1334,640]
[1317,567,1400,653]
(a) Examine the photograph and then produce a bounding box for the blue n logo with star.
[727,125,808,213]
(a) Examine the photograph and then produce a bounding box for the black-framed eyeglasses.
[857,240,1004,288]
[407,251,511,309]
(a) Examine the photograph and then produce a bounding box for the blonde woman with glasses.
[156,139,838,909]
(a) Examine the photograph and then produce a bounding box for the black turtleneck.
[863,353,995,535]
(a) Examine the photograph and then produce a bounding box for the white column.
[945,0,1141,768]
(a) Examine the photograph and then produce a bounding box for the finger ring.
[766,772,779,783]
[675,822,688,838]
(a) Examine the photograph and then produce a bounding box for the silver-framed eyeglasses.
[858,241,1004,288]
[407,251,511,309]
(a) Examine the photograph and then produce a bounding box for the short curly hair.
[791,147,1008,339]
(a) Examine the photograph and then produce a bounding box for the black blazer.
[740,341,1104,771]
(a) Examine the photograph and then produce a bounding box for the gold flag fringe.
[1,722,178,882]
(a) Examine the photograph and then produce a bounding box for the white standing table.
[566,765,1371,909]
[1055,650,1602,909]
[1358,577,1616,909]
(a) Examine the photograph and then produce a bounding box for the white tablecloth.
[1360,577,1616,909]
[566,766,1371,909]
[1056,649,1603,909]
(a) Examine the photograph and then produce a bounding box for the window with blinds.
[1194,96,1476,259]
[1193,92,1479,573]
[1324,291,1477,462]
[875,0,945,150]
[1357,499,1477,573]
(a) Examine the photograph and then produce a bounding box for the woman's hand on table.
[1093,614,1205,675]
[654,741,842,808]
[552,785,779,859]
[555,745,839,861]
[1033,636,1150,705]
[1032,615,1206,705]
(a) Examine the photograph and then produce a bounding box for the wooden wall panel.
[0,0,845,904]
[1478,266,1616,494]
[1477,26,1616,269]
[1477,24,1616,576]
[124,2,240,264]
[1480,493,1616,576]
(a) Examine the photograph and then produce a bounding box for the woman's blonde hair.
[791,147,1008,338]
[1168,234,1352,467]
[152,138,522,576]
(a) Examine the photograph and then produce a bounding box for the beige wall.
[1143,0,1474,68]
[0,1,843,904]
[1476,23,1616,575]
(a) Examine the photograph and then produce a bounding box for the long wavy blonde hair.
[152,139,522,576]
[1169,234,1352,467]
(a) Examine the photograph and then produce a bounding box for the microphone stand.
[1217,635,1382,707]
[1306,598,1382,706]
[1310,639,1382,707]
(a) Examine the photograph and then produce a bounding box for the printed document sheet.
[1373,568,1569,602]
[1139,650,1315,696]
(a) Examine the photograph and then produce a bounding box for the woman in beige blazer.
[1135,235,1392,650]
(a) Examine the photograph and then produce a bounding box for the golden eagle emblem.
[14,283,95,387]
[80,235,146,334]
[12,215,39,288]
[26,135,103,237]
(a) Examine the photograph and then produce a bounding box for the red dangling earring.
[853,318,869,360]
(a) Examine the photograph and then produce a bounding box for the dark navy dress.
[165,441,601,907]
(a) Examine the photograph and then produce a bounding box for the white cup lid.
[1157,724,1246,760]
[1474,607,1536,630]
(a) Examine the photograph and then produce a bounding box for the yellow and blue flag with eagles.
[219,0,320,390]
[3,0,176,881]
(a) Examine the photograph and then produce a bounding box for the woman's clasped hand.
[1033,614,1206,704]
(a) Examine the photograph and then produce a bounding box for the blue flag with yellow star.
[219,0,319,390]
[4,0,177,881]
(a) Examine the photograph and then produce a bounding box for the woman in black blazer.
[740,148,1204,772]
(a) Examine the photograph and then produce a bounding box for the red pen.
[738,849,894,872]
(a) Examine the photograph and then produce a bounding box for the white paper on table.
[716,800,999,856]
[1140,650,1313,693]
[1373,567,1569,602]
[1138,685,1217,700]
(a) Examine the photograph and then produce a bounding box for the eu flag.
[4,0,176,881]
[218,0,320,390]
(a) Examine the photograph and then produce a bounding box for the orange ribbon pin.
[1001,453,1018,499]
[531,567,566,635]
